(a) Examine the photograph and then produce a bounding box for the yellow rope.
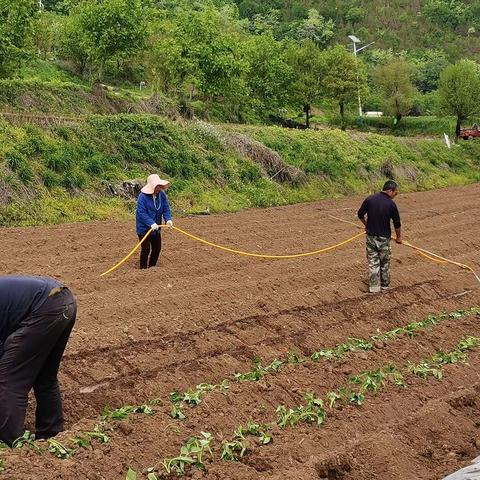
[100,228,153,277]
[402,240,480,282]
[100,227,366,276]
[324,214,479,282]
[100,219,479,284]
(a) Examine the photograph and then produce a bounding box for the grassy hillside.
[0,78,175,117]
[1,114,479,226]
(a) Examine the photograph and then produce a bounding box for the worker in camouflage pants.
[358,180,402,293]
[366,235,391,292]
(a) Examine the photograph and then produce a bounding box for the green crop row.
[144,335,480,478]
[1,308,477,475]
[168,307,480,419]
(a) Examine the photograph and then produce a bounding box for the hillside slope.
[1,114,479,226]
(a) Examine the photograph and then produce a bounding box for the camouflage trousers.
[366,235,391,293]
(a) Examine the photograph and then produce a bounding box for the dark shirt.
[357,191,401,238]
[0,275,61,343]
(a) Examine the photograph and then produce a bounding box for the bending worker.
[136,174,173,269]
[357,180,402,293]
[0,275,76,445]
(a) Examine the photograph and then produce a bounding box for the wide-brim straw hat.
[141,174,170,194]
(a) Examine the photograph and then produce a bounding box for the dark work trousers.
[0,288,76,446]
[139,231,162,269]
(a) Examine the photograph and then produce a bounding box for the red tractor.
[459,124,480,140]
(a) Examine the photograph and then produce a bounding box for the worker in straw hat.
[136,174,173,269]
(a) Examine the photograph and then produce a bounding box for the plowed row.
[0,184,479,480]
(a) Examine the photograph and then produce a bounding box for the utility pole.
[348,35,375,118]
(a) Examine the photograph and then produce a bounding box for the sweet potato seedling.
[70,435,90,449]
[84,425,110,443]
[326,391,342,408]
[47,439,73,459]
[12,431,41,452]
[221,439,247,461]
[162,432,214,474]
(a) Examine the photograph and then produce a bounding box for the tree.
[0,0,37,77]
[408,49,449,93]
[423,0,471,29]
[374,58,417,126]
[33,11,61,60]
[319,45,367,130]
[285,39,324,127]
[57,13,89,75]
[244,34,293,115]
[437,60,480,138]
[295,9,335,47]
[344,6,367,27]
[145,4,248,116]
[72,0,147,81]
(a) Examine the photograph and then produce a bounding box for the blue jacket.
[136,191,172,235]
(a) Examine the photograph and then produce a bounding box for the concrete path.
[443,456,480,480]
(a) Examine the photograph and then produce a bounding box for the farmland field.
[1,183,480,480]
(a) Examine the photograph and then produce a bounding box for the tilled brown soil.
[0,184,479,480]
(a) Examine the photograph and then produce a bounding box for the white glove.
[166,220,173,228]
[150,223,159,231]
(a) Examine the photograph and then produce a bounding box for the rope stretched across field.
[100,227,366,276]
[100,222,480,284]
[325,214,480,283]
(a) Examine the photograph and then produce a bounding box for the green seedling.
[277,394,326,428]
[170,380,230,410]
[347,337,373,351]
[162,455,196,475]
[431,350,467,365]
[169,391,184,404]
[235,358,284,382]
[348,392,365,405]
[0,460,5,472]
[70,435,90,449]
[102,404,153,421]
[408,362,443,379]
[163,432,214,474]
[457,335,480,351]
[126,468,137,480]
[383,365,406,388]
[311,349,335,361]
[234,421,272,444]
[326,391,342,408]
[84,425,110,443]
[286,350,306,364]
[350,368,386,392]
[221,439,247,461]
[12,431,41,452]
[47,439,73,459]
[171,403,186,419]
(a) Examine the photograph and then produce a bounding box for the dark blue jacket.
[135,191,172,235]
[0,275,61,343]
[357,191,401,238]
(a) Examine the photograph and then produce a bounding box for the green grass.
[1,115,479,226]
[309,114,480,138]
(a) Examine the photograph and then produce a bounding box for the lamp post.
[348,35,375,117]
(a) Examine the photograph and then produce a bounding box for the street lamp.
[348,35,375,117]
